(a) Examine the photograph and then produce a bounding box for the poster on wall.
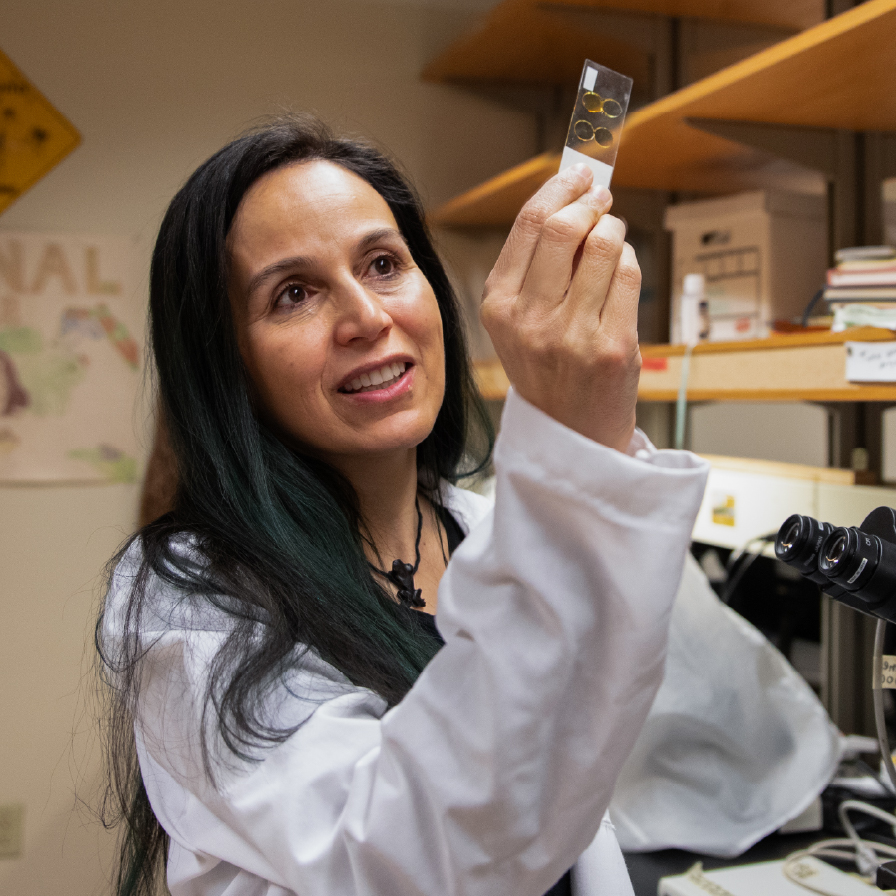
[0,232,145,483]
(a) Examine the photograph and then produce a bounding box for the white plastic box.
[665,191,827,343]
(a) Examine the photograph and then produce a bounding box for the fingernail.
[590,185,611,204]
[571,162,591,180]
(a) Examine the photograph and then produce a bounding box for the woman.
[99,115,708,896]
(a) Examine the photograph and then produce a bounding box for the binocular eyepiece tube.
[775,508,896,622]
[775,515,837,587]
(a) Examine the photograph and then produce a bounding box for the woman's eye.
[371,255,397,276]
[274,283,307,308]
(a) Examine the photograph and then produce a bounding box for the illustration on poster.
[0,234,142,483]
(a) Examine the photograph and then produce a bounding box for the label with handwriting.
[846,342,896,383]
[875,655,896,688]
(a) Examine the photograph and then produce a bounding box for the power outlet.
[0,804,24,859]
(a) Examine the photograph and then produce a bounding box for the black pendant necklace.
[369,498,425,609]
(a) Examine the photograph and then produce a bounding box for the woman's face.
[227,160,445,471]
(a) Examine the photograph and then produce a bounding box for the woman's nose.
[332,280,393,345]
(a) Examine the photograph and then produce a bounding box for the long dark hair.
[96,114,493,896]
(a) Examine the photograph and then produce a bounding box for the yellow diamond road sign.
[0,48,80,216]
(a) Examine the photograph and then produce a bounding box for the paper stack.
[823,246,896,331]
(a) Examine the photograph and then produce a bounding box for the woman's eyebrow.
[246,256,312,298]
[245,228,408,297]
[356,227,407,253]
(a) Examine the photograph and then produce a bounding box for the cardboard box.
[666,191,827,343]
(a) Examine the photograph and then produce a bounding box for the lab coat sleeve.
[571,816,635,896]
[127,388,709,896]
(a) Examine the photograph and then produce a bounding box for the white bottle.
[679,273,708,347]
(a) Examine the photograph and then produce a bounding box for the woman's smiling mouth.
[341,361,409,394]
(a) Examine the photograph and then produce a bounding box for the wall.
[0,1,531,893]
[690,401,829,467]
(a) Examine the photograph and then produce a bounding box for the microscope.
[776,507,896,890]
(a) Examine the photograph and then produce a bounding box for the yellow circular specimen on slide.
[582,92,603,113]
[601,98,623,118]
[574,120,594,141]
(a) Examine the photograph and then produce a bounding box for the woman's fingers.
[486,164,594,299]
[597,240,642,335]
[565,212,630,319]
[517,185,613,314]
[480,174,643,451]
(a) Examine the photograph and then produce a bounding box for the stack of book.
[823,246,896,330]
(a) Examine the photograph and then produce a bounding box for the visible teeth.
[343,362,408,393]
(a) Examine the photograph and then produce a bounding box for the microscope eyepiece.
[775,510,896,618]
[818,527,879,592]
[823,534,847,566]
[774,514,833,584]
[779,521,802,552]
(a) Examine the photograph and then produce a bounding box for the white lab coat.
[103,389,708,896]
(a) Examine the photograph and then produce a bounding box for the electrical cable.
[782,829,896,893]
[838,800,896,845]
[778,749,896,892]
[727,533,774,572]
[782,836,896,895]
[674,343,693,450]
[801,288,827,327]
[721,533,777,606]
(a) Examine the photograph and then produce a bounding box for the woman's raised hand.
[480,165,642,452]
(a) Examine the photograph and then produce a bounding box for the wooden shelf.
[422,0,651,89]
[546,0,823,30]
[431,0,896,227]
[698,453,858,485]
[639,0,896,134]
[431,154,558,229]
[423,0,823,88]
[474,328,896,403]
